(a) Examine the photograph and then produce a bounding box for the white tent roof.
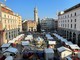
[4,47,18,54]
[65,41,73,45]
[53,33,68,42]
[8,34,24,43]
[46,34,53,40]
[44,48,54,53]
[66,57,72,60]
[57,46,71,52]
[49,41,56,44]
[69,44,80,50]
[25,35,33,40]
[21,41,30,46]
[5,56,13,60]
[8,40,15,43]
[1,43,11,48]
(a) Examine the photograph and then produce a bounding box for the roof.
[66,57,72,60]
[58,3,80,15]
[57,46,71,52]
[46,34,53,39]
[5,56,13,60]
[8,34,24,43]
[1,43,11,48]
[69,44,80,50]
[65,41,73,45]
[44,48,54,53]
[49,41,56,44]
[53,33,68,42]
[21,41,30,46]
[4,47,18,54]
[25,35,33,40]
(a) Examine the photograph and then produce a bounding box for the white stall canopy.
[57,46,71,52]
[44,48,54,53]
[44,48,54,60]
[8,34,24,43]
[21,41,30,46]
[25,35,33,40]
[1,43,11,48]
[65,41,73,46]
[69,44,80,50]
[5,56,13,60]
[57,46,72,59]
[48,41,56,45]
[4,47,18,54]
[46,34,53,40]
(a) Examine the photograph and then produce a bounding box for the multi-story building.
[41,18,57,31]
[58,3,80,46]
[22,20,37,32]
[0,3,22,46]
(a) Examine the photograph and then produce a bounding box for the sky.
[0,0,80,20]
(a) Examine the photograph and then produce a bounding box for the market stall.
[5,56,13,60]
[48,41,56,49]
[25,35,33,41]
[21,41,30,46]
[44,48,54,60]
[69,44,80,54]
[57,46,72,59]
[1,43,11,51]
[3,47,18,57]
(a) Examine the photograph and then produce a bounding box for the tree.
[37,18,41,32]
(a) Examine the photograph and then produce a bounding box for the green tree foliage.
[37,18,41,32]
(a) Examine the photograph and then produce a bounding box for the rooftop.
[58,3,80,15]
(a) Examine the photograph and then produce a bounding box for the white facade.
[41,18,56,31]
[58,7,80,31]
[58,3,80,46]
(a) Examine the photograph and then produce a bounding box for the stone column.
[66,31,67,39]
[71,32,73,43]
[76,33,78,44]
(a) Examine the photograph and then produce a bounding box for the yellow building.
[0,3,22,45]
[22,20,37,32]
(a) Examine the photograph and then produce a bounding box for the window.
[8,32,10,39]
[68,24,69,28]
[6,33,7,39]
[75,12,76,16]
[65,20,66,22]
[71,19,72,22]
[74,24,76,29]
[65,16,66,18]
[71,24,72,28]
[68,20,69,22]
[68,15,69,17]
[63,24,64,27]
[71,14,72,17]
[65,24,66,27]
[4,15,6,18]
[75,19,76,22]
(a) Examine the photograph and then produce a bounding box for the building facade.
[22,20,37,32]
[0,3,22,45]
[58,3,80,46]
[41,18,57,31]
